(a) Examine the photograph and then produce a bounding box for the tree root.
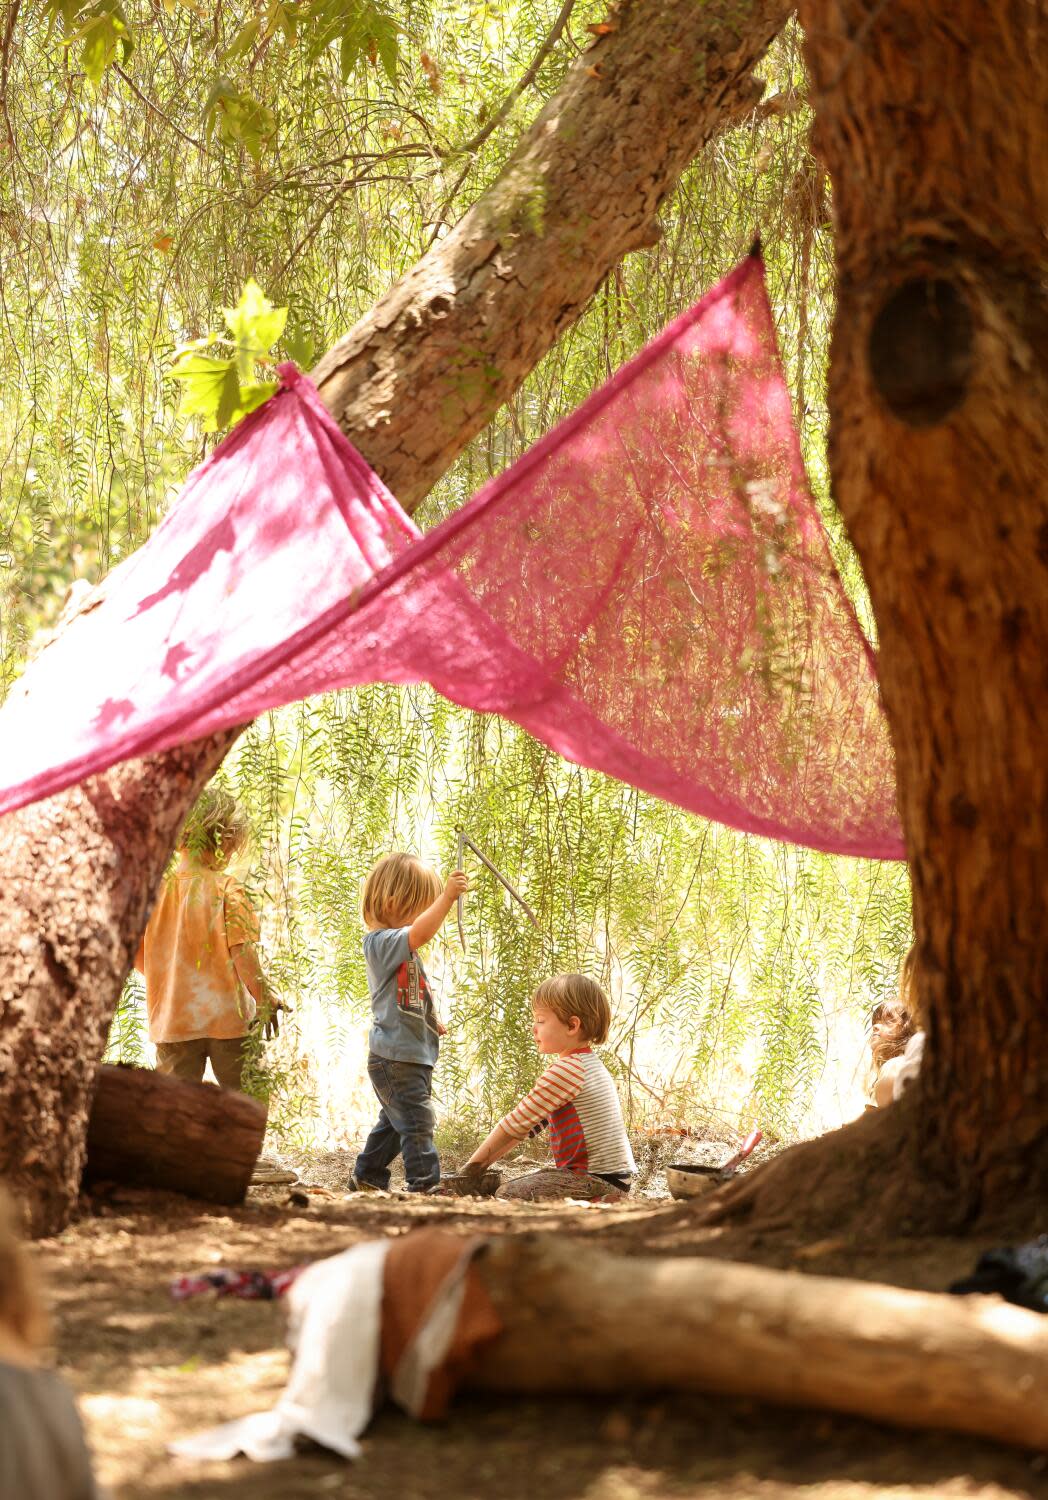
[690,1101,972,1238]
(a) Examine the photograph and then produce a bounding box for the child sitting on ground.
[135,786,282,1094]
[465,973,636,1199]
[870,944,924,1106]
[351,853,468,1195]
[0,1187,100,1498]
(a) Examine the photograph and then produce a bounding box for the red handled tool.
[717,1126,762,1180]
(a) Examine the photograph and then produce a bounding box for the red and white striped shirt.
[500,1048,635,1177]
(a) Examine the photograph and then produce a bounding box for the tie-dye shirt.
[137,854,259,1042]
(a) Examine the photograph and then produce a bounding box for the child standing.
[465,973,635,1196]
[351,853,467,1194]
[135,787,281,1093]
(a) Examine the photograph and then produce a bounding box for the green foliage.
[202,79,278,161]
[41,0,402,107]
[311,0,403,82]
[223,280,288,378]
[5,6,912,1145]
[104,970,148,1065]
[43,0,134,85]
[170,280,286,431]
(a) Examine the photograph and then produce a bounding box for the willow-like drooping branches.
[2,6,911,1145]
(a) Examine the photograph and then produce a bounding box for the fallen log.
[83,1064,266,1205]
[466,1234,1048,1450]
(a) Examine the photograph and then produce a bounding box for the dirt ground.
[31,1146,1048,1500]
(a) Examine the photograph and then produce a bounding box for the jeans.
[353,1055,440,1192]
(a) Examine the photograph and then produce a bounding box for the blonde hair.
[179,786,249,862]
[362,853,442,929]
[0,1187,48,1353]
[533,973,611,1045]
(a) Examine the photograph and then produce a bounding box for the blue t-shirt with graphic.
[364,926,439,1066]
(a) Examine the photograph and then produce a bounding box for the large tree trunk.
[310,0,784,507]
[0,734,236,1236]
[0,0,789,1235]
[794,1,1048,1215]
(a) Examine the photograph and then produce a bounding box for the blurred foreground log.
[467,1235,1048,1450]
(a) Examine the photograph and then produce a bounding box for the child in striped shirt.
[465,973,635,1192]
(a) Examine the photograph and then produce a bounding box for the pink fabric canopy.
[0,254,903,857]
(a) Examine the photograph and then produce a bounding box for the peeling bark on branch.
[0,0,790,1235]
[312,0,790,508]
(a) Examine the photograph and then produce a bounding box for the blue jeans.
[353,1055,440,1192]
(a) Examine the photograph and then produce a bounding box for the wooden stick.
[467,1235,1048,1450]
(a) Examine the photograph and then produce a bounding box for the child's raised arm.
[408,869,467,951]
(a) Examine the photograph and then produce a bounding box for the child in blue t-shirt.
[350,853,467,1193]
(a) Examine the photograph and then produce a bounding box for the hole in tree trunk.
[868,276,974,427]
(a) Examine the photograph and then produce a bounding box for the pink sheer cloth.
[0,255,903,857]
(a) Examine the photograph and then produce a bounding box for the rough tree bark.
[805,0,1048,1216]
[83,1064,267,1204]
[309,0,784,507]
[0,0,790,1235]
[0,735,238,1237]
[705,1,1048,1232]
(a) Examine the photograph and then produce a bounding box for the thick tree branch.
[313,0,791,508]
[468,1234,1048,1452]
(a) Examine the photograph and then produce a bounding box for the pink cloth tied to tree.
[0,255,903,857]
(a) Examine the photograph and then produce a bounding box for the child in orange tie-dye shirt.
[135,787,281,1091]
